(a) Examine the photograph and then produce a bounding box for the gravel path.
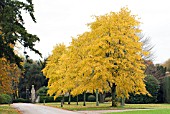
[12,103,80,114]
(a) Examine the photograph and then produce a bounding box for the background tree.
[141,60,166,103]
[145,61,166,80]
[0,0,41,68]
[163,58,170,72]
[140,34,154,61]
[126,75,160,104]
[155,58,170,103]
[18,60,46,98]
[42,44,67,101]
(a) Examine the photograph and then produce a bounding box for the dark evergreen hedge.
[126,75,160,104]
[162,76,170,103]
[13,98,31,103]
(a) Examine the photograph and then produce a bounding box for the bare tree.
[139,34,155,61]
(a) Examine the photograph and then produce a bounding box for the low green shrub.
[13,98,31,103]
[36,86,48,96]
[40,96,70,103]
[88,95,96,102]
[0,94,12,104]
[39,93,94,103]
[40,96,55,103]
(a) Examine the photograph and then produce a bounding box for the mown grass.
[124,104,170,109]
[106,109,170,114]
[42,102,170,111]
[0,105,19,114]
[43,102,117,111]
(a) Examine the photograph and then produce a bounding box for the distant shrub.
[88,95,96,102]
[13,98,31,103]
[40,96,54,103]
[40,96,66,103]
[36,86,48,96]
[0,94,12,104]
[39,93,94,103]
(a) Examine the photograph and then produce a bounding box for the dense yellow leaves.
[42,7,148,100]
[42,44,74,98]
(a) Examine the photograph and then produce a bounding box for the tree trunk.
[62,95,65,104]
[99,92,106,103]
[111,84,117,107]
[68,92,71,105]
[83,92,86,106]
[96,89,99,106]
[121,97,125,106]
[61,100,63,107]
[76,95,79,105]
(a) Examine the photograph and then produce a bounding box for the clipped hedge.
[0,94,12,104]
[40,96,55,103]
[39,93,94,103]
[13,98,31,103]
[40,96,69,103]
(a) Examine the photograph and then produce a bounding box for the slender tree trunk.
[121,97,125,106]
[61,95,64,107]
[62,95,65,104]
[83,92,86,106]
[111,84,117,107]
[76,95,79,105]
[96,89,99,106]
[68,92,71,105]
[61,100,63,107]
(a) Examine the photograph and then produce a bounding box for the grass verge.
[0,104,20,114]
[106,109,170,114]
[41,102,170,111]
[42,102,120,111]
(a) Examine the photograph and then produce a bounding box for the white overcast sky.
[22,0,170,64]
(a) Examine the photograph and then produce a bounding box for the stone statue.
[31,85,35,103]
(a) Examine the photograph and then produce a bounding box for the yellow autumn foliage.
[42,7,149,100]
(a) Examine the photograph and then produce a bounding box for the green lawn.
[41,102,170,111]
[43,102,117,111]
[106,109,170,114]
[124,104,170,109]
[0,105,19,114]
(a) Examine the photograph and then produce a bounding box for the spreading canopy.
[42,8,149,101]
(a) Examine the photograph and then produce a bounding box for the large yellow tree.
[85,7,148,106]
[68,33,110,106]
[42,44,69,99]
[42,7,148,107]
[69,7,148,106]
